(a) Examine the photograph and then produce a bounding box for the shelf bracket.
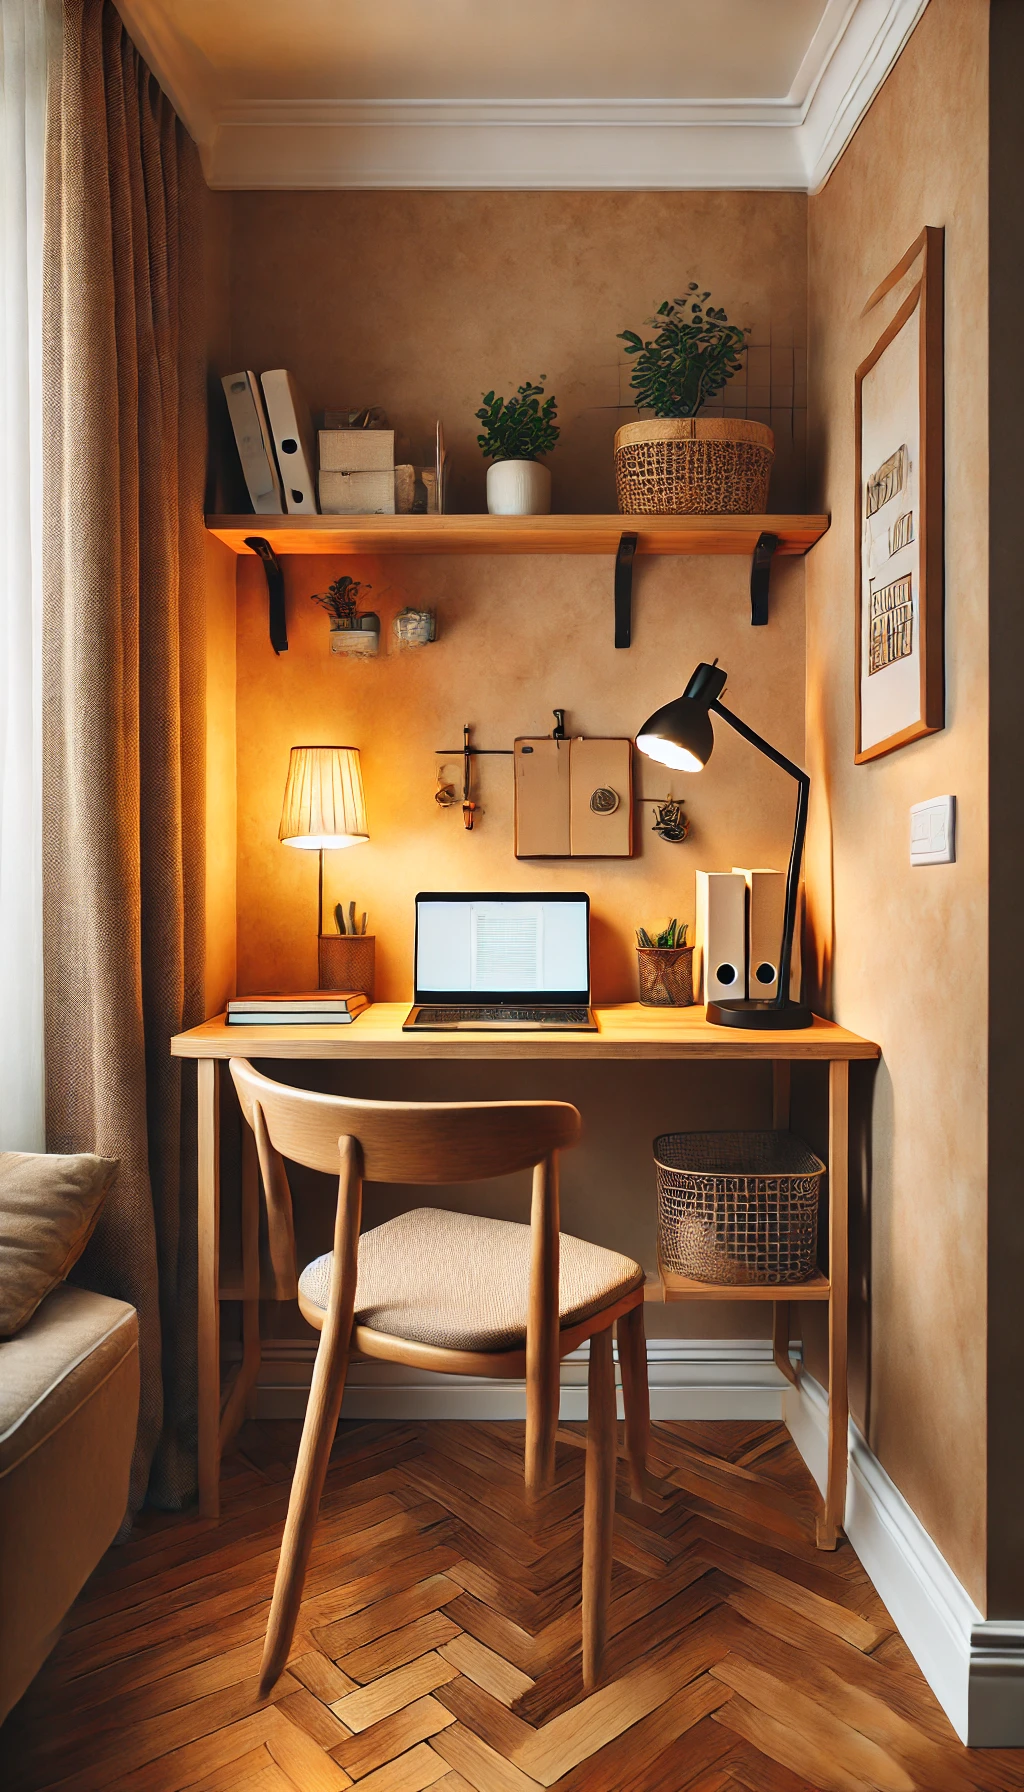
[750,531,779,627]
[614,531,638,648]
[244,536,288,654]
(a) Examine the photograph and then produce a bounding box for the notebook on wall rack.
[404,892,596,1030]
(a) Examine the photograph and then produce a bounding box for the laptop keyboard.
[413,1005,592,1026]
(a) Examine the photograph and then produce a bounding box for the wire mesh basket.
[637,945,694,1006]
[654,1130,825,1285]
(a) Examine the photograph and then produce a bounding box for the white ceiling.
[122,0,832,103]
[117,0,930,190]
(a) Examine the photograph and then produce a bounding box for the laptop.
[404,892,597,1030]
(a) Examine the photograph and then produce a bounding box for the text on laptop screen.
[415,896,589,997]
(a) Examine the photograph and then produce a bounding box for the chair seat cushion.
[298,1207,644,1352]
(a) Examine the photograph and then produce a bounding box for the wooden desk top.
[172,1003,879,1062]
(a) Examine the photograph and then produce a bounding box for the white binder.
[260,370,318,514]
[695,871,747,1004]
[221,372,282,514]
[733,867,803,1001]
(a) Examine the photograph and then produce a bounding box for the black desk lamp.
[635,660,813,1030]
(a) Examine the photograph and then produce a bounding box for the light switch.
[910,795,956,866]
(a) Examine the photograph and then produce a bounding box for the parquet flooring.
[3,1417,1022,1792]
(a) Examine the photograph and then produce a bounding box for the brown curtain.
[42,0,206,1513]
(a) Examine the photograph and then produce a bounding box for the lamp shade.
[635,661,727,772]
[278,746,368,849]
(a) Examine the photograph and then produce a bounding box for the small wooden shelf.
[206,512,829,558]
[659,1267,831,1302]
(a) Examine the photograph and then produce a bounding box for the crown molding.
[116,0,930,192]
[800,0,931,188]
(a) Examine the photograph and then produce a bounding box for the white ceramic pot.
[486,459,551,516]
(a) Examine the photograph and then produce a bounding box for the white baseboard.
[784,1364,1024,1747]
[234,1337,787,1424]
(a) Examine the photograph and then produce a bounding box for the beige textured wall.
[220,190,808,1340]
[804,0,989,1603]
[225,191,808,513]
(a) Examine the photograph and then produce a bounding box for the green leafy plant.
[618,286,749,417]
[636,918,689,949]
[312,574,372,624]
[475,378,560,462]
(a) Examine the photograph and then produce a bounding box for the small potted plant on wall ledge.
[615,286,773,515]
[475,377,559,515]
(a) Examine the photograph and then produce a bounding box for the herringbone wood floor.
[2,1418,1021,1792]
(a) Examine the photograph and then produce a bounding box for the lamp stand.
[704,699,813,1031]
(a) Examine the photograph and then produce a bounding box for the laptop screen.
[414,893,590,1004]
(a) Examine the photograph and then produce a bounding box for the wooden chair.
[229,1057,650,1700]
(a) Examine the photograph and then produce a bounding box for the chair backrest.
[229,1056,581,1299]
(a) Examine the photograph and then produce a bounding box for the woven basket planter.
[614,418,774,515]
[654,1130,825,1285]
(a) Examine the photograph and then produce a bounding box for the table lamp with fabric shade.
[635,661,812,1029]
[279,746,368,951]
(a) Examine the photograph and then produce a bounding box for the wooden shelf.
[206,512,829,558]
[659,1266,831,1302]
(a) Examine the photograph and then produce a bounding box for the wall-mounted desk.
[171,1004,879,1538]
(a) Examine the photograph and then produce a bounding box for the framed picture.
[854,226,944,763]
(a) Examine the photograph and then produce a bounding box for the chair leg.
[582,1324,617,1692]
[258,1312,352,1696]
[259,1136,362,1698]
[617,1301,650,1504]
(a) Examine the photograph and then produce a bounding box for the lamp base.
[706,998,814,1031]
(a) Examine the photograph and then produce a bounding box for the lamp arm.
[710,700,809,1010]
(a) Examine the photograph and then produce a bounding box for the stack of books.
[226,991,368,1027]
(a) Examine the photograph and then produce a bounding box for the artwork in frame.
[855,226,944,763]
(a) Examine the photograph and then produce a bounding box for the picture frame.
[854,226,944,763]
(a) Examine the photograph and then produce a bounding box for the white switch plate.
[910,795,956,865]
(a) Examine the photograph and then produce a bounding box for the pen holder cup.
[637,945,694,1007]
[318,934,375,999]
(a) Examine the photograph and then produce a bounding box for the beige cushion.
[298,1207,644,1351]
[0,1283,139,1723]
[0,1151,118,1337]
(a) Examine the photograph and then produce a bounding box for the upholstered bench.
[0,1152,139,1722]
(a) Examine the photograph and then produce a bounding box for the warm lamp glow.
[634,732,705,773]
[279,745,368,850]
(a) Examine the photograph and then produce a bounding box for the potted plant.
[615,286,773,514]
[312,575,380,657]
[475,377,559,515]
[636,918,694,1007]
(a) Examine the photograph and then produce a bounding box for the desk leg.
[219,1125,263,1450]
[197,1058,222,1520]
[818,1058,849,1548]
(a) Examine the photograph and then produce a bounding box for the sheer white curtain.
[0,0,53,1149]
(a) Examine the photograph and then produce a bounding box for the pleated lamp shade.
[278,746,368,849]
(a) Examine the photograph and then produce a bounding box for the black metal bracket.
[614,532,638,648]
[244,536,288,654]
[750,531,779,627]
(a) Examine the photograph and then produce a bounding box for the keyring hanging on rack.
[434,764,457,808]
